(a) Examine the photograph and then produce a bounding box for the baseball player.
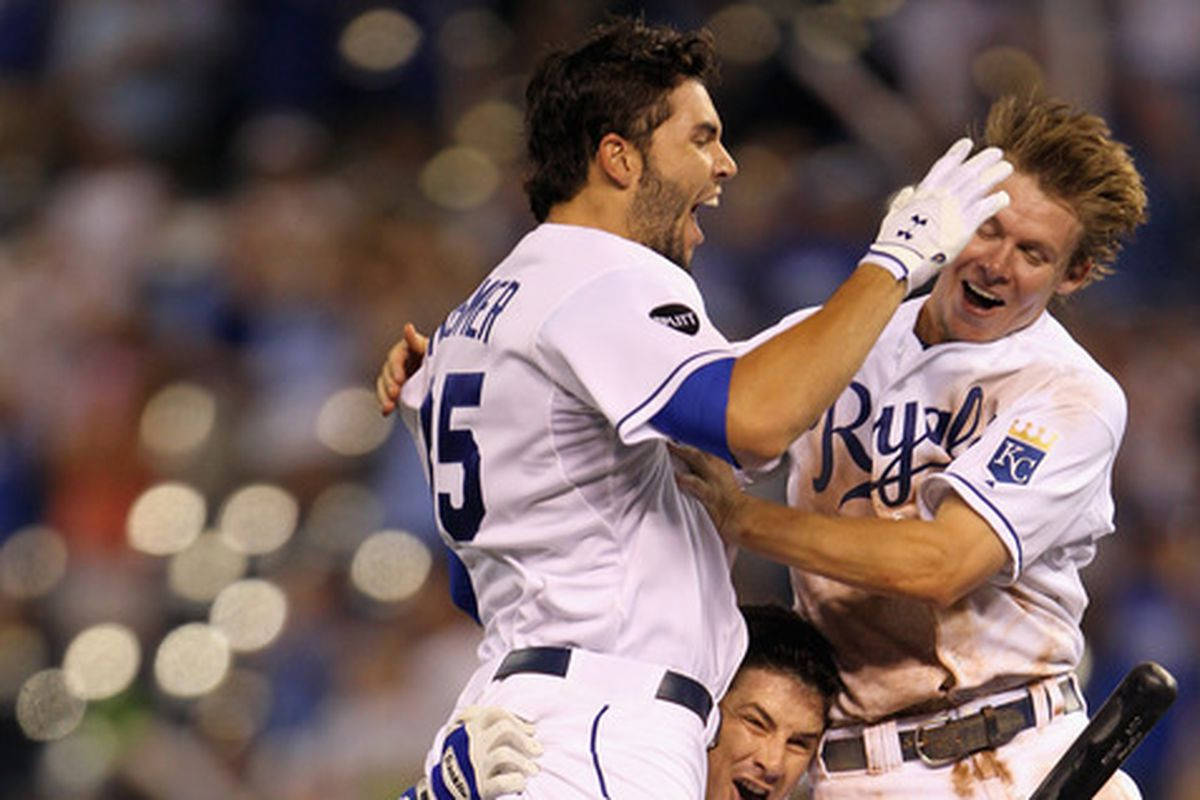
[704,604,841,800]
[399,604,842,800]
[673,95,1148,799]
[381,17,1010,799]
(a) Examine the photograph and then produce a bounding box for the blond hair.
[982,95,1148,284]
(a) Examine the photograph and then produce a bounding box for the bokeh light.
[16,669,87,741]
[971,45,1045,98]
[418,147,501,211]
[316,386,394,456]
[126,483,207,556]
[217,483,299,555]
[454,100,524,164]
[842,0,906,18]
[62,623,141,701]
[350,530,432,603]
[793,5,871,63]
[37,716,120,796]
[707,4,782,65]
[338,8,422,73]
[0,525,68,599]
[304,482,384,555]
[437,8,513,69]
[167,530,249,603]
[153,623,231,698]
[138,381,217,459]
[209,579,288,652]
[193,668,272,747]
[0,622,49,703]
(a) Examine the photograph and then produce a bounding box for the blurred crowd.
[0,1,1196,799]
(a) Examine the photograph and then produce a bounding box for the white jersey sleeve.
[536,266,734,446]
[732,305,822,356]
[918,371,1127,583]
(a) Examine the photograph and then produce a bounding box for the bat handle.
[1028,662,1177,800]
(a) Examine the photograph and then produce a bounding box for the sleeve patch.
[649,303,700,335]
[986,419,1058,486]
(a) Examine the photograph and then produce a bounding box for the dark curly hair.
[523,16,718,222]
[737,604,844,719]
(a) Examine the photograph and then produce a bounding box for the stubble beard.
[628,162,691,270]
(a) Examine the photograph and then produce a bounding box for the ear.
[1055,258,1092,297]
[596,132,641,189]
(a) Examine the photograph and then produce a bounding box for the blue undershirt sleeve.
[650,357,739,466]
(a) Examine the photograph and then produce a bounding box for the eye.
[742,713,768,733]
[1019,244,1048,265]
[787,737,817,755]
[977,220,1000,239]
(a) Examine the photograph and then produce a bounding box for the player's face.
[917,170,1089,344]
[629,79,737,269]
[705,667,824,800]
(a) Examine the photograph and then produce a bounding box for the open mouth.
[688,195,718,244]
[733,779,768,800]
[691,195,719,223]
[962,279,1004,310]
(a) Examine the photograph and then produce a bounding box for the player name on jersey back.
[434,277,522,349]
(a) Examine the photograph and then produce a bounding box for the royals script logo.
[812,382,988,508]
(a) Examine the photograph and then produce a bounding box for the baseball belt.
[494,646,714,723]
[821,676,1083,772]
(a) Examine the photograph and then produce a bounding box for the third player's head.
[706,605,842,800]
[917,95,1148,345]
[524,16,737,269]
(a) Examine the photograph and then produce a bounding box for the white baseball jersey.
[751,298,1126,724]
[398,222,746,699]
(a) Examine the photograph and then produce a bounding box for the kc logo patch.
[650,303,700,335]
[987,419,1057,485]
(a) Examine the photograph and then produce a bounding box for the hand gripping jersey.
[764,298,1126,724]
[399,223,746,702]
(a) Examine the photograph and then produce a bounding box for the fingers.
[482,744,540,776]
[673,471,708,500]
[404,322,429,357]
[462,705,537,736]
[376,373,396,416]
[484,771,536,798]
[377,324,429,416]
[886,185,915,214]
[667,442,706,472]
[965,189,1011,230]
[946,146,1012,200]
[918,137,973,190]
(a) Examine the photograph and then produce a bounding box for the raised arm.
[726,139,1010,467]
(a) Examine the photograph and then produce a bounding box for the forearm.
[729,494,1004,608]
[727,263,903,465]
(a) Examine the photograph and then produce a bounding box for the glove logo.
[650,303,700,336]
[896,214,928,240]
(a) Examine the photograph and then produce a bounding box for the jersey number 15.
[419,372,486,542]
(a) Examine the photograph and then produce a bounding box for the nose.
[757,737,787,785]
[715,141,737,180]
[977,238,1015,284]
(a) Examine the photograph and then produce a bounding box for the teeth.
[702,196,720,207]
[966,281,1000,301]
[734,780,768,800]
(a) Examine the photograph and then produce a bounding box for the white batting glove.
[399,706,542,800]
[861,137,1013,293]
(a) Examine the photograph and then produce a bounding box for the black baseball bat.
[1028,661,1177,800]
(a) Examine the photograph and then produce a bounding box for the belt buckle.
[913,720,959,767]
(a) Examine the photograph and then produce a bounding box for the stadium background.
[0,1,1195,798]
